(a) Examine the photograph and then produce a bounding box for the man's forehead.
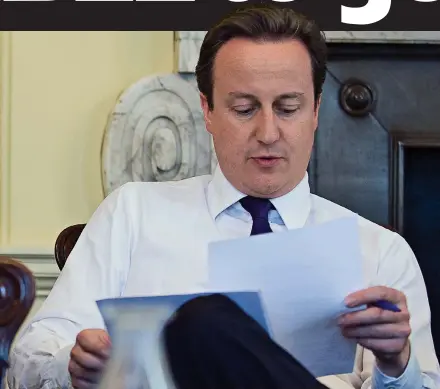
[214,38,311,72]
[213,38,313,91]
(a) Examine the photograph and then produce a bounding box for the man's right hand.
[68,329,111,389]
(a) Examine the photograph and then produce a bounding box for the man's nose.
[255,110,280,145]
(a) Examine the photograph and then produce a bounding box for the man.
[7,4,440,389]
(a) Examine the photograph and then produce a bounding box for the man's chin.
[244,177,286,198]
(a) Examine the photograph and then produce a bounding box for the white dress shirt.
[8,166,440,389]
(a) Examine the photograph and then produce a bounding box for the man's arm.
[359,232,440,389]
[7,184,133,389]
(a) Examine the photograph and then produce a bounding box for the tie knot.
[239,196,274,221]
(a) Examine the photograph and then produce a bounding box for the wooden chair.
[54,224,86,271]
[53,221,397,272]
[0,256,35,389]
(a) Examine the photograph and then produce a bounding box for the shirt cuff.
[42,344,74,389]
[372,349,424,389]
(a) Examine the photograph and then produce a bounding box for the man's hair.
[195,4,328,110]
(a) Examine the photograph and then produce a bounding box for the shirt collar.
[207,165,312,230]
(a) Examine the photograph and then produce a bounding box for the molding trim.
[175,31,440,73]
[0,33,58,299]
[0,32,12,244]
[0,250,59,298]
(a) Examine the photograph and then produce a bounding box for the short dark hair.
[195,4,328,110]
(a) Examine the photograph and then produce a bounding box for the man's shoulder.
[310,193,398,242]
[112,174,212,206]
[310,194,417,275]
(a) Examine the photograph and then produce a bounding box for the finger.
[71,376,96,389]
[345,286,406,308]
[68,359,102,384]
[76,331,111,359]
[338,306,410,327]
[341,322,411,339]
[70,346,107,371]
[355,338,408,355]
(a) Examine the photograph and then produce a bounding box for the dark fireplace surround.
[309,42,440,360]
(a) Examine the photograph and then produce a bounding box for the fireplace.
[308,42,440,359]
[101,33,440,360]
[390,132,440,359]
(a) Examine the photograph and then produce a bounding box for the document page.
[207,216,366,377]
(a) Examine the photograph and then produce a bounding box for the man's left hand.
[338,286,411,378]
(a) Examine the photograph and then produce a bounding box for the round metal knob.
[339,79,375,117]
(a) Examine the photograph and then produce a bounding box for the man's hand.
[338,286,411,378]
[69,329,111,389]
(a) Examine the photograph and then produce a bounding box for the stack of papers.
[96,216,366,385]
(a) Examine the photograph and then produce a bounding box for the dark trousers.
[162,293,329,389]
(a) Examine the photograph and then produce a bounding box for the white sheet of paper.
[207,216,366,378]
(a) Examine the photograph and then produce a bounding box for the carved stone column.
[101,73,216,196]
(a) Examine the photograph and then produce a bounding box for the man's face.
[201,38,320,198]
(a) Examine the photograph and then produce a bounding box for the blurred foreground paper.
[96,291,269,389]
[207,216,366,377]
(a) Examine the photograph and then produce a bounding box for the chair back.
[54,224,86,271]
[0,256,35,389]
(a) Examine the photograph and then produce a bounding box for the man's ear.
[313,95,322,131]
[200,93,213,134]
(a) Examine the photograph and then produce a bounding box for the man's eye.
[234,107,255,116]
[278,107,299,116]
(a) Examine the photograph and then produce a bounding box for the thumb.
[77,329,111,358]
[91,330,111,358]
[97,330,111,351]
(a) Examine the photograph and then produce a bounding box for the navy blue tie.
[240,196,274,235]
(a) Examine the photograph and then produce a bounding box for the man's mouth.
[251,156,282,167]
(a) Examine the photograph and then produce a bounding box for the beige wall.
[0,31,174,252]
